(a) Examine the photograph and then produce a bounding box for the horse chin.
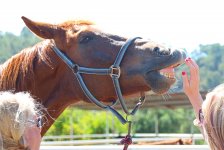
[144,71,176,94]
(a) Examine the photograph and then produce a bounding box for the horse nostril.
[153,47,160,52]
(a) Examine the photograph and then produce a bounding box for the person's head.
[0,91,43,150]
[202,84,224,150]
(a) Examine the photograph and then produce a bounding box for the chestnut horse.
[0,17,186,136]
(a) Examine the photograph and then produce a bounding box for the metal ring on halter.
[72,64,79,74]
[139,92,145,104]
[139,95,145,105]
[110,65,121,78]
[109,99,118,107]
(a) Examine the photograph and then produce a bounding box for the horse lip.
[149,49,186,72]
[144,70,176,94]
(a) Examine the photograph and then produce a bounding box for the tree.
[0,27,40,63]
[197,43,224,90]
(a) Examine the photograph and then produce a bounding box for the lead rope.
[120,92,145,149]
[120,121,132,150]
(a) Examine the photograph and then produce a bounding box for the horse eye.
[79,36,92,44]
[153,47,160,52]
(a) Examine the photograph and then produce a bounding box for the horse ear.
[21,16,56,39]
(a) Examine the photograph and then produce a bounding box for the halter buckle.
[110,65,121,78]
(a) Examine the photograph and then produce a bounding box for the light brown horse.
[138,138,192,145]
[0,17,186,135]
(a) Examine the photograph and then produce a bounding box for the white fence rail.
[41,133,204,146]
[42,133,203,140]
[40,145,209,150]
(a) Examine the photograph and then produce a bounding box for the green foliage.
[46,108,128,136]
[134,108,199,133]
[0,27,40,63]
[45,107,200,136]
[197,43,224,90]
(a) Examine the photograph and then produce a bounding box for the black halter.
[52,37,145,124]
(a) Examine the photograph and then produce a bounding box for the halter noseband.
[52,37,145,124]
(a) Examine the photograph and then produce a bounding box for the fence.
[41,133,205,146]
[40,145,209,150]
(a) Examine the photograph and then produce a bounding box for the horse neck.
[0,40,81,135]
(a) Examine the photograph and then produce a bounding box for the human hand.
[182,58,203,111]
[23,116,42,150]
[23,125,41,150]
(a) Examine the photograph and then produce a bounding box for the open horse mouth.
[160,66,176,80]
[144,50,185,94]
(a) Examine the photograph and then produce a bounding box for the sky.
[1,0,224,52]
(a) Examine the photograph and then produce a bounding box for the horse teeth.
[160,72,174,79]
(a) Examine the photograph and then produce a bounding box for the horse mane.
[59,20,94,29]
[0,40,53,91]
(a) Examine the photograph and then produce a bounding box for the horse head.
[19,17,186,134]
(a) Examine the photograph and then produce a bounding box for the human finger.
[186,58,199,74]
[185,58,199,81]
[182,71,189,91]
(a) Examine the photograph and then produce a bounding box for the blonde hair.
[0,91,42,150]
[202,84,224,150]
